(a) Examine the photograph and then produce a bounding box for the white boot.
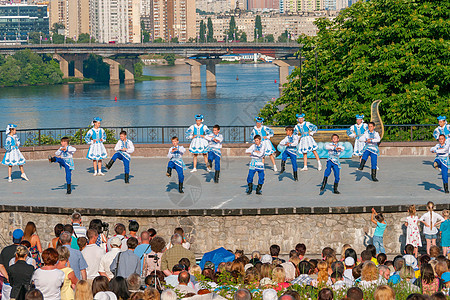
[317,160,322,171]
[301,166,308,171]
[190,168,197,173]
[21,173,29,181]
[8,177,12,183]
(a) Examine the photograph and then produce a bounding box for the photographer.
[89,219,109,252]
[142,236,166,277]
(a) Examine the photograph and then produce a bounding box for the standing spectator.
[78,237,88,252]
[143,236,166,277]
[23,222,43,267]
[60,231,88,280]
[134,231,152,273]
[270,245,285,263]
[0,229,23,280]
[439,210,450,256]
[107,223,128,252]
[109,277,130,300]
[64,224,80,250]
[89,219,108,252]
[174,271,196,296]
[48,224,64,249]
[8,240,36,268]
[31,248,65,300]
[71,212,87,240]
[161,234,195,276]
[82,229,106,280]
[420,201,444,255]
[166,228,191,250]
[74,280,93,300]
[148,228,157,240]
[99,237,121,280]
[92,276,117,300]
[371,208,387,254]
[8,245,34,299]
[110,237,141,278]
[56,246,78,300]
[127,221,139,239]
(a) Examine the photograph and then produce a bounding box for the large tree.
[227,16,237,41]
[254,15,262,41]
[199,20,207,43]
[259,0,450,127]
[207,17,215,42]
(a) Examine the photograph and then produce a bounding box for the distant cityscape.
[0,0,360,44]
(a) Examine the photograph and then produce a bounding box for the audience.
[110,237,141,278]
[31,248,65,300]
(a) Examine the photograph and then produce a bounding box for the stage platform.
[0,157,448,212]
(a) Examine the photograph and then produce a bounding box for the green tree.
[134,62,144,77]
[207,17,215,42]
[265,34,275,43]
[238,31,247,42]
[83,54,110,83]
[51,22,65,34]
[254,15,262,41]
[77,33,94,43]
[163,53,176,65]
[227,16,237,41]
[153,37,164,43]
[277,30,289,43]
[170,37,179,43]
[199,20,207,43]
[259,0,450,127]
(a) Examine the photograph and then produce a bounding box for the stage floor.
[0,157,447,210]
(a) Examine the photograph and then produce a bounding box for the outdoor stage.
[0,157,447,211]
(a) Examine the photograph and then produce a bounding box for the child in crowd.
[205,125,223,183]
[404,204,422,257]
[185,114,211,173]
[293,114,322,171]
[48,137,76,194]
[245,135,266,195]
[420,201,444,255]
[371,208,387,254]
[403,244,418,270]
[2,124,29,182]
[438,210,450,257]
[278,126,299,181]
[343,257,355,286]
[347,114,368,158]
[366,245,378,265]
[251,117,278,172]
[105,131,135,184]
[430,134,449,193]
[320,134,345,194]
[84,117,107,176]
[166,136,186,194]
[358,122,381,181]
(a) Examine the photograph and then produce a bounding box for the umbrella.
[199,247,235,271]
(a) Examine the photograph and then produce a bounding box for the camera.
[102,222,109,232]
[147,254,158,259]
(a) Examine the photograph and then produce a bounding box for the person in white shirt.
[420,201,445,255]
[82,229,106,280]
[105,131,135,184]
[98,237,122,280]
[107,223,128,252]
[174,271,196,296]
[31,248,65,300]
[343,257,355,286]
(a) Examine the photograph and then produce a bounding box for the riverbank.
[134,75,173,82]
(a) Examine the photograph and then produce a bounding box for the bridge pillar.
[185,59,202,87]
[103,58,120,85]
[74,59,84,79]
[114,58,140,85]
[53,54,69,79]
[272,60,290,89]
[205,60,217,87]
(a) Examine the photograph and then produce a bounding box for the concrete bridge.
[0,43,300,87]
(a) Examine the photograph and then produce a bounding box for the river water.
[0,64,285,129]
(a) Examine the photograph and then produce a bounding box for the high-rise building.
[0,4,49,40]
[49,0,89,40]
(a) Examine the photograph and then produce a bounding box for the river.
[0,64,287,129]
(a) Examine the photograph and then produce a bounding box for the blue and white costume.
[278,134,299,172]
[433,116,450,143]
[111,139,135,174]
[205,133,223,171]
[85,126,107,160]
[359,130,381,169]
[246,143,266,185]
[347,115,369,156]
[251,123,276,156]
[185,117,211,154]
[324,142,345,183]
[53,146,76,185]
[2,124,26,166]
[430,142,449,185]
[294,116,318,154]
[167,145,187,183]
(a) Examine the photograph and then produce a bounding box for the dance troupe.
[2,115,450,195]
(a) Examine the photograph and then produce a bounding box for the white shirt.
[420,211,444,235]
[31,268,65,300]
[9,256,36,268]
[98,247,121,280]
[343,269,354,285]
[107,235,128,252]
[114,139,135,154]
[82,244,106,279]
[94,291,118,300]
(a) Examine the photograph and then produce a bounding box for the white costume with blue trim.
[246,143,266,171]
[278,135,300,156]
[359,131,381,155]
[251,125,276,156]
[167,145,187,170]
[2,135,26,166]
[294,121,318,154]
[114,139,135,160]
[85,128,108,160]
[205,133,223,157]
[431,143,449,167]
[326,142,345,168]
[434,124,450,141]
[186,124,211,154]
[55,146,76,170]
[347,123,368,156]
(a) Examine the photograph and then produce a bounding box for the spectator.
[321,247,336,260]
[0,229,24,280]
[71,212,87,239]
[127,220,139,239]
[74,280,93,300]
[270,244,285,263]
[8,245,34,299]
[99,237,121,280]
[291,261,312,286]
[89,219,108,251]
[272,266,290,291]
[340,244,352,261]
[317,288,333,300]
[92,276,117,300]
[249,251,261,265]
[48,224,64,248]
[174,271,196,296]
[82,229,106,279]
[23,221,43,268]
[134,231,152,273]
[195,268,218,291]
[360,250,372,263]
[359,262,379,288]
[107,223,128,252]
[110,237,141,278]
[260,254,272,264]
[344,248,358,263]
[109,276,130,300]
[143,287,160,300]
[161,234,195,276]
[78,237,88,252]
[145,270,166,292]
[431,292,447,300]
[160,289,177,300]
[330,271,345,290]
[25,289,44,300]
[404,244,418,269]
[366,244,378,265]
[400,266,420,292]
[377,253,387,266]
[234,288,252,300]
[31,248,65,300]
[165,264,185,288]
[420,263,439,295]
[343,257,355,285]
[56,246,78,300]
[295,243,306,260]
[143,236,165,277]
[9,240,36,268]
[60,231,88,280]
[127,273,141,292]
[378,265,390,284]
[313,261,330,287]
[346,287,363,300]
[148,228,157,240]
[430,245,441,260]
[262,289,277,300]
[166,228,191,250]
[374,285,395,300]
[64,224,80,250]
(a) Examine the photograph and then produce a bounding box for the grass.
[134,75,173,82]
[62,78,95,84]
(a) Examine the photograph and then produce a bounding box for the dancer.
[105,131,135,184]
[251,117,278,172]
[166,136,186,193]
[347,114,368,158]
[433,116,450,142]
[358,122,380,182]
[48,137,76,194]
[293,114,321,171]
[84,117,107,176]
[419,201,444,255]
[278,126,299,181]
[320,134,345,194]
[185,114,211,172]
[2,124,29,182]
[430,134,449,193]
[245,135,266,195]
[205,125,223,183]
[404,205,421,258]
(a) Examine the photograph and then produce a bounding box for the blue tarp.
[199,247,235,271]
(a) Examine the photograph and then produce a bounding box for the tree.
[259,0,450,128]
[163,53,176,65]
[265,34,275,43]
[170,37,179,43]
[238,31,247,42]
[199,20,207,43]
[227,16,237,41]
[207,17,215,42]
[254,15,262,41]
[51,22,65,34]
[153,37,164,43]
[83,54,109,82]
[277,30,289,43]
[78,33,94,43]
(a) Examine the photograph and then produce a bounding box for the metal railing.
[0,124,438,148]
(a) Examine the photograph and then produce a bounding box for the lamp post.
[315,47,319,126]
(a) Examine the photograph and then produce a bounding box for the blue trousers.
[54,157,72,185]
[112,152,130,174]
[324,160,340,183]
[247,169,264,185]
[372,235,385,254]
[281,151,297,172]
[168,161,184,183]
[435,159,449,184]
[208,151,220,171]
[362,150,378,169]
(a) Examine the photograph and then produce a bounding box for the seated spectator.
[404,244,418,269]
[313,261,331,287]
[321,247,336,260]
[441,271,450,289]
[130,291,145,300]
[145,270,166,292]
[344,248,357,264]
[317,288,333,300]
[388,257,405,284]
[244,266,261,284]
[31,248,65,300]
[161,289,177,300]
[144,287,160,300]
[262,289,278,300]
[250,251,261,265]
[374,285,395,300]
[234,288,252,300]
[270,245,285,264]
[399,266,419,292]
[366,245,378,265]
[25,289,44,300]
[110,237,141,279]
[352,262,363,283]
[343,257,355,285]
[260,254,272,264]
[378,265,390,284]
[195,268,218,291]
[92,276,117,300]
[420,263,439,296]
[340,244,352,261]
[291,261,312,286]
[435,261,448,280]
[346,287,363,300]
[127,273,141,293]
[48,224,64,249]
[359,262,379,288]
[377,253,387,266]
[360,250,372,263]
[109,276,130,300]
[295,243,307,261]
[174,271,196,296]
[330,271,346,290]
[430,245,440,260]
[272,266,290,291]
[8,245,35,299]
[74,280,93,300]
[165,264,185,288]
[431,292,447,300]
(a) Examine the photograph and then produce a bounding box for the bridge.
[0,43,300,87]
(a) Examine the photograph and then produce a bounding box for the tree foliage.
[227,16,237,41]
[83,54,110,83]
[207,17,215,42]
[199,20,207,43]
[260,0,450,126]
[254,15,263,40]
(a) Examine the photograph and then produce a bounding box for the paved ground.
[0,157,448,210]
